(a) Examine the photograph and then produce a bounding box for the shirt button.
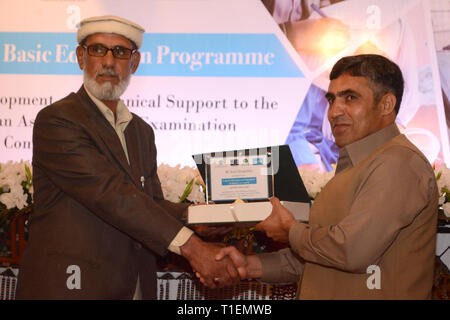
[134,243,142,250]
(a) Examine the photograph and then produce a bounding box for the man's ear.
[379,92,396,116]
[76,46,85,70]
[130,51,141,74]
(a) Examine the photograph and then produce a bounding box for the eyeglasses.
[82,44,137,60]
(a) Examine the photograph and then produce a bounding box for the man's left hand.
[255,197,296,243]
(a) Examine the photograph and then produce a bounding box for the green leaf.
[178,178,194,203]
[442,187,450,203]
[25,164,32,183]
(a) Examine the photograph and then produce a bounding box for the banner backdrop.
[0,0,448,170]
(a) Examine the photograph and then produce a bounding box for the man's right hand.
[215,246,248,279]
[215,246,263,281]
[180,235,241,289]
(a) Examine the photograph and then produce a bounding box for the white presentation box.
[189,145,311,225]
[188,201,310,225]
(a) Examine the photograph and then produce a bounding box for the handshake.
[180,197,296,288]
[180,234,254,289]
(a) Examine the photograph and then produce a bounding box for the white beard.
[83,67,130,101]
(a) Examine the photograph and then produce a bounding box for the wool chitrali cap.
[77,15,145,49]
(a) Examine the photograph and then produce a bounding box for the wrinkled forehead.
[327,74,371,93]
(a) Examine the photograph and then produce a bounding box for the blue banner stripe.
[0,32,79,75]
[0,32,303,78]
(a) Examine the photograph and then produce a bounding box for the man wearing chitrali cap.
[16,15,240,299]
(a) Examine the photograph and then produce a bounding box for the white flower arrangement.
[0,160,33,211]
[298,166,336,199]
[157,164,205,204]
